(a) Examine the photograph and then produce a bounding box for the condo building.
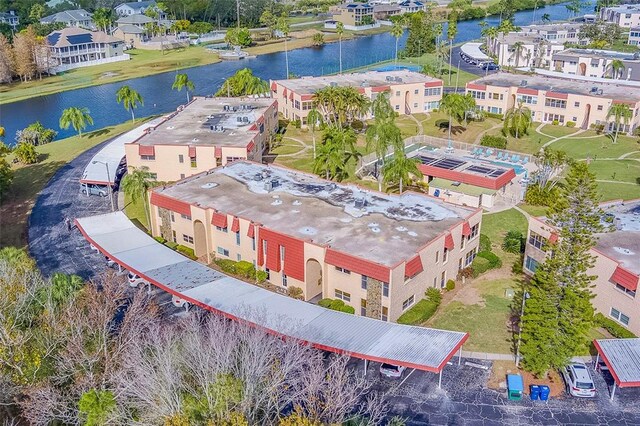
[148,161,482,322]
[599,4,640,28]
[524,200,640,335]
[466,73,640,132]
[124,97,278,182]
[270,71,443,126]
[487,32,566,69]
[550,49,640,81]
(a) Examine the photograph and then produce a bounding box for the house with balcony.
[399,1,426,14]
[41,9,94,29]
[0,11,18,29]
[115,0,165,19]
[328,3,376,30]
[46,27,128,72]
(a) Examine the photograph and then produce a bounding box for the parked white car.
[127,272,149,288]
[561,362,596,397]
[172,294,190,309]
[380,363,406,378]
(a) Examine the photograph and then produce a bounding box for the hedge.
[397,288,442,325]
[480,134,507,149]
[318,298,355,314]
[176,245,196,259]
[445,279,455,291]
[595,313,637,339]
[471,251,502,277]
[479,234,492,252]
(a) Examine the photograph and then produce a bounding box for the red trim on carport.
[593,340,640,388]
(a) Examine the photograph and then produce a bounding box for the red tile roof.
[258,227,305,281]
[215,147,222,158]
[444,233,455,250]
[150,192,191,216]
[231,217,240,233]
[462,222,471,237]
[372,85,391,92]
[611,266,639,292]
[271,81,277,91]
[405,254,424,278]
[246,141,255,153]
[467,83,486,91]
[325,248,390,283]
[301,94,314,101]
[211,212,227,228]
[425,81,443,88]
[138,145,155,156]
[517,87,538,95]
[282,88,288,97]
[188,146,196,158]
[546,91,568,100]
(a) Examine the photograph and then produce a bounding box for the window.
[395,91,400,96]
[414,89,419,94]
[262,240,267,258]
[215,226,228,233]
[280,246,285,263]
[597,105,603,111]
[443,248,449,264]
[294,100,300,109]
[610,307,630,326]
[425,100,440,110]
[217,246,229,256]
[381,306,388,321]
[265,268,270,280]
[433,277,437,288]
[335,266,351,274]
[424,87,441,96]
[468,90,486,99]
[172,230,177,243]
[190,158,197,168]
[528,231,545,250]
[461,235,466,250]
[544,113,565,123]
[183,234,194,244]
[282,274,288,287]
[524,256,539,273]
[517,95,537,105]
[141,155,155,161]
[361,276,368,290]
[335,289,351,302]
[181,214,191,220]
[458,258,463,271]
[545,98,566,109]
[252,237,256,251]
[394,105,399,110]
[615,283,636,298]
[402,295,415,311]
[178,154,184,163]
[470,224,479,239]
[180,174,185,179]
[435,250,439,263]
[237,254,241,261]
[361,299,367,316]
[440,271,446,288]
[235,231,240,245]
[464,250,476,267]
[574,101,580,107]
[383,282,389,297]
[170,211,175,222]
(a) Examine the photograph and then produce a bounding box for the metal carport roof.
[594,339,640,400]
[460,42,491,62]
[76,212,468,374]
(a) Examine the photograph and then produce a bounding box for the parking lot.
[452,46,500,78]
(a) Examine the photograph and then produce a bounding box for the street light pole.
[93,160,115,212]
[515,291,530,367]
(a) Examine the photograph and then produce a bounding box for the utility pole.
[236,0,240,29]
[515,292,530,367]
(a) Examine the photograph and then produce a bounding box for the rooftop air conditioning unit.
[590,86,598,93]
[237,116,243,122]
[223,105,230,111]
[354,197,367,209]
[520,80,528,86]
[597,89,603,95]
[330,82,338,87]
[253,173,263,181]
[386,76,393,82]
[242,116,249,123]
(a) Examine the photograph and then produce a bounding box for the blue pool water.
[373,65,422,72]
[467,157,528,175]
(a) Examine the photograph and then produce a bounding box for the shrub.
[512,257,524,274]
[255,270,268,283]
[292,119,301,129]
[502,230,524,254]
[566,121,576,128]
[235,260,255,278]
[397,288,442,325]
[480,134,507,149]
[590,123,605,134]
[445,279,455,291]
[176,245,196,259]
[318,298,355,314]
[215,258,238,274]
[524,183,559,207]
[287,286,304,299]
[595,313,637,338]
[471,251,502,277]
[477,250,502,267]
[457,267,474,280]
[13,142,39,164]
[154,236,167,244]
[166,241,178,250]
[485,112,504,120]
[351,120,364,132]
[479,234,492,252]
[552,119,559,125]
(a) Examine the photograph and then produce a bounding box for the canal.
[1,1,593,142]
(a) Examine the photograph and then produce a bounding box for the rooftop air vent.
[520,80,528,86]
[590,86,598,93]
[386,76,393,82]
[223,105,230,111]
[330,82,338,87]
[264,178,280,192]
[597,89,603,95]
[354,197,366,209]
[242,116,249,123]
[253,173,263,181]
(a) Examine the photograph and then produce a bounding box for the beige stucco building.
[331,3,374,27]
[524,200,640,335]
[271,71,443,126]
[124,97,278,182]
[148,161,482,322]
[466,73,640,132]
[600,4,640,28]
[550,49,640,81]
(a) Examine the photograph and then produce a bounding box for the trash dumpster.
[507,374,524,401]
[530,385,540,400]
[539,385,550,401]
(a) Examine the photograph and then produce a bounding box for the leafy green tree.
[216,68,269,97]
[366,92,402,190]
[502,101,532,138]
[277,16,291,78]
[0,141,12,198]
[78,389,117,426]
[13,141,38,164]
[28,3,46,22]
[121,166,155,227]
[439,93,476,140]
[578,21,622,48]
[59,107,93,137]
[312,32,324,46]
[502,230,524,254]
[313,127,360,181]
[116,85,144,123]
[92,8,114,33]
[189,21,214,36]
[225,26,252,47]
[404,9,437,57]
[172,73,195,103]
[606,103,632,144]
[604,59,625,79]
[0,246,36,272]
[259,9,277,38]
[15,122,57,146]
[520,162,603,376]
[391,21,404,69]
[312,86,370,128]
[336,21,344,74]
[382,150,423,194]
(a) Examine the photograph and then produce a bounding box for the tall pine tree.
[520,163,603,377]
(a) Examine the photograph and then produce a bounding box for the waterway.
[0,1,594,142]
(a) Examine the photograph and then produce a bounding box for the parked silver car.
[80,183,108,197]
[380,363,406,378]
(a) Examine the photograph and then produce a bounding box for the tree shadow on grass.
[37,152,50,163]
[435,119,466,136]
[87,127,113,139]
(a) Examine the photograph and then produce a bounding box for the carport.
[76,211,469,387]
[593,339,640,400]
[459,42,491,62]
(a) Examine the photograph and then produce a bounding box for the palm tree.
[172,73,195,103]
[510,42,525,68]
[439,93,476,141]
[447,13,458,85]
[116,86,144,123]
[366,92,402,190]
[313,127,360,181]
[276,16,291,78]
[435,40,450,78]
[541,13,551,23]
[391,21,404,69]
[336,21,344,74]
[604,59,625,79]
[59,107,93,137]
[503,101,532,139]
[606,103,632,144]
[382,150,423,194]
[307,108,323,159]
[217,68,269,97]
[121,166,155,228]
[312,86,370,128]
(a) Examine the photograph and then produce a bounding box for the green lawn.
[596,181,640,202]
[550,134,640,159]
[484,125,553,154]
[1,47,220,104]
[0,117,155,248]
[517,204,548,217]
[481,208,528,248]
[421,111,502,144]
[123,192,149,230]
[588,159,640,183]
[537,124,581,138]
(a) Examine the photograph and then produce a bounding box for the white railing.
[52,54,130,73]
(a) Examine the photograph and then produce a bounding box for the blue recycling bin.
[539,385,550,401]
[530,385,540,400]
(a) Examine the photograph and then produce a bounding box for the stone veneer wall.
[158,208,172,241]
[366,278,382,320]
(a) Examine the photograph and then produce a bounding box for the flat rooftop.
[153,161,476,267]
[603,4,640,13]
[273,70,441,94]
[134,96,275,148]
[470,72,640,103]
[520,22,583,34]
[500,32,565,45]
[555,48,640,62]
[596,200,640,275]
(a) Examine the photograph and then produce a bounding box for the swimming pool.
[468,158,527,175]
[373,65,422,72]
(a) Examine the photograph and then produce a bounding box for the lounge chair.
[514,155,521,163]
[511,154,518,162]
[484,149,492,157]
[522,157,529,165]
[496,152,503,160]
